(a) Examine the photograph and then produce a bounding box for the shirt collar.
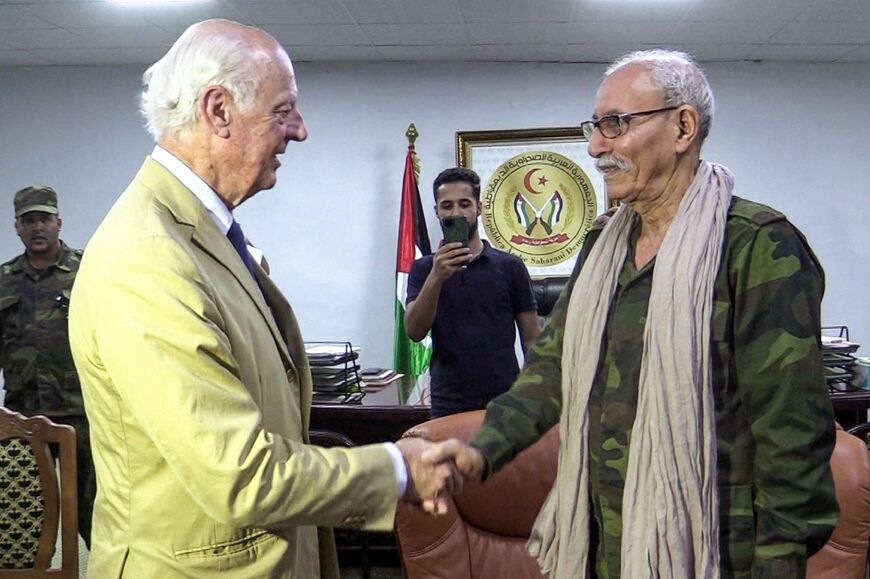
[151,145,233,234]
[470,239,492,264]
[11,241,75,276]
[54,241,76,272]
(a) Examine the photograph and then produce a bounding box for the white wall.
[1,60,868,374]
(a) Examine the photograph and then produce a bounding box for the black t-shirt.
[406,241,537,417]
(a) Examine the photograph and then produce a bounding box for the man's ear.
[201,85,232,138]
[674,106,700,154]
[56,216,62,230]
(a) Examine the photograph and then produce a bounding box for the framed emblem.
[456,127,609,278]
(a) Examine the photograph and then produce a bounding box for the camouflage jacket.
[0,241,85,416]
[471,197,838,579]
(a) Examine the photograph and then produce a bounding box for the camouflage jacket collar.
[8,240,80,276]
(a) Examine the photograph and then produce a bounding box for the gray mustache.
[596,155,630,173]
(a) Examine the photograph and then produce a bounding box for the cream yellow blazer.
[69,157,398,578]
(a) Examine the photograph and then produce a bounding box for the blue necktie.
[228,221,296,363]
[227,220,257,280]
[227,221,293,362]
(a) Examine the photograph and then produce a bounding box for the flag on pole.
[393,124,432,400]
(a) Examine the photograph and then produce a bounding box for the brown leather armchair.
[807,424,870,579]
[395,412,870,579]
[530,277,567,318]
[394,410,557,579]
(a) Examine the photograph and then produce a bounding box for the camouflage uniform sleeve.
[0,266,11,370]
[731,219,838,577]
[0,297,5,372]
[470,228,603,479]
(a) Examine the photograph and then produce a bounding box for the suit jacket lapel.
[138,157,296,375]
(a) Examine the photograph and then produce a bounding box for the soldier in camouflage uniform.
[0,185,95,547]
[434,51,837,578]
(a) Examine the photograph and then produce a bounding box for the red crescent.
[523,168,542,194]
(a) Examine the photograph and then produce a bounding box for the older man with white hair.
[433,49,838,578]
[69,18,460,579]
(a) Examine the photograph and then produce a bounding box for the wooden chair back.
[0,407,78,578]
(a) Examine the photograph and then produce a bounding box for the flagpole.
[406,122,419,179]
[393,123,432,405]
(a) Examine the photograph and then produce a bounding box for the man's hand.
[422,438,486,482]
[396,437,465,515]
[403,241,473,341]
[430,241,472,283]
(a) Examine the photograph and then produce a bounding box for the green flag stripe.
[393,298,432,376]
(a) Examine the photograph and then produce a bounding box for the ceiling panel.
[573,0,693,23]
[682,0,814,22]
[664,20,786,44]
[669,43,758,62]
[470,43,568,61]
[376,45,473,61]
[0,4,54,30]
[0,49,50,65]
[27,46,167,66]
[341,0,462,25]
[361,23,468,46]
[837,45,870,62]
[747,43,858,62]
[263,24,369,47]
[561,43,642,63]
[3,0,99,4]
[467,22,570,45]
[2,27,88,50]
[287,44,382,61]
[132,0,245,28]
[66,26,177,48]
[768,20,870,45]
[796,0,870,22]
[0,0,867,66]
[227,0,352,25]
[458,0,574,24]
[31,2,162,28]
[567,20,679,45]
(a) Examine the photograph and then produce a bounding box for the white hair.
[606,49,714,142]
[140,19,275,141]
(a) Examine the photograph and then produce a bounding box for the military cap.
[14,185,59,218]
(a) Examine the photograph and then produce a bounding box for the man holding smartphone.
[404,167,541,418]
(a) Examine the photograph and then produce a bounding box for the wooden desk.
[310,381,431,445]
[309,381,431,573]
[830,390,870,411]
[830,390,870,430]
[311,385,870,442]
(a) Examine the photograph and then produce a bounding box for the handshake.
[395,437,485,515]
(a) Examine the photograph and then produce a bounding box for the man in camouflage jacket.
[0,185,95,547]
[435,51,837,578]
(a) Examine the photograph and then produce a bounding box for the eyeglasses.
[581,106,680,140]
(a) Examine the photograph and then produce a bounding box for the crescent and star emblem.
[481,151,598,270]
[514,168,563,235]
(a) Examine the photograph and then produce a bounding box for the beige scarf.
[528,161,734,578]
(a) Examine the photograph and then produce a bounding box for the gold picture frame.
[455,127,609,278]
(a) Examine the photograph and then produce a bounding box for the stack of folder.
[359,367,403,389]
[822,327,861,392]
[305,342,364,404]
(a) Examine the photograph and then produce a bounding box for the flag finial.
[406,123,418,146]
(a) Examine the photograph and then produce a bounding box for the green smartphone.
[441,216,469,247]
